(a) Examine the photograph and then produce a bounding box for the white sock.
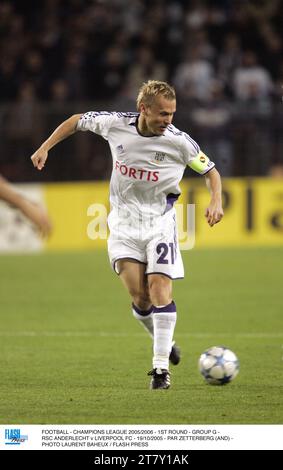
[153,301,177,370]
[132,303,154,338]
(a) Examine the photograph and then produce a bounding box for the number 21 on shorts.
[156,242,176,264]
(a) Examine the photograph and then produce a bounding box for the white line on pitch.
[0,331,282,338]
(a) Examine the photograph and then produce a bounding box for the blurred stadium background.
[0,0,283,251]
[0,0,282,424]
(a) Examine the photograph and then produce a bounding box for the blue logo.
[116,144,125,154]
[5,429,28,445]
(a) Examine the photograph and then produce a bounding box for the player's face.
[141,96,176,136]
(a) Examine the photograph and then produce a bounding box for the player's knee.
[148,275,172,306]
[129,287,151,310]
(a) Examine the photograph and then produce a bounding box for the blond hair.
[136,80,176,111]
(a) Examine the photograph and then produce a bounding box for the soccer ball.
[198,346,239,385]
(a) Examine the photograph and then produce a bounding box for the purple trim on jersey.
[81,111,138,120]
[183,133,200,153]
[117,112,139,118]
[153,301,176,313]
[132,303,153,316]
[202,163,216,175]
[83,111,114,118]
[146,272,184,280]
[164,193,180,214]
[167,125,182,136]
[167,125,200,153]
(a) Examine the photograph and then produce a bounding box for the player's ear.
[139,103,146,114]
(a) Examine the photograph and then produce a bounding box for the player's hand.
[22,200,52,238]
[32,205,52,238]
[31,148,48,171]
[205,200,224,227]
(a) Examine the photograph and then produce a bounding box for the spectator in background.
[97,45,129,99]
[231,50,273,176]
[124,46,167,101]
[21,50,47,98]
[232,50,273,102]
[218,33,242,91]
[1,81,43,180]
[173,46,214,102]
[0,58,18,101]
[185,0,209,30]
[50,78,71,102]
[257,22,283,80]
[62,49,86,101]
[190,79,233,176]
[189,29,216,63]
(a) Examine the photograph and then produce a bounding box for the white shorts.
[107,208,184,279]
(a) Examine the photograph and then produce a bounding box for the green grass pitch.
[0,247,282,424]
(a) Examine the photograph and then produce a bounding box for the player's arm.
[204,168,224,227]
[0,175,52,237]
[186,144,224,227]
[31,114,82,171]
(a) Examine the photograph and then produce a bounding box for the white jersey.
[77,111,215,218]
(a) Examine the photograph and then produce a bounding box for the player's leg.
[147,274,178,386]
[117,259,154,338]
[148,272,172,306]
[117,259,180,365]
[148,274,180,367]
[145,211,183,389]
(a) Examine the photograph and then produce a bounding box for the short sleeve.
[76,111,118,140]
[180,132,215,175]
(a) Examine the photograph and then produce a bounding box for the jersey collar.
[130,114,163,138]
